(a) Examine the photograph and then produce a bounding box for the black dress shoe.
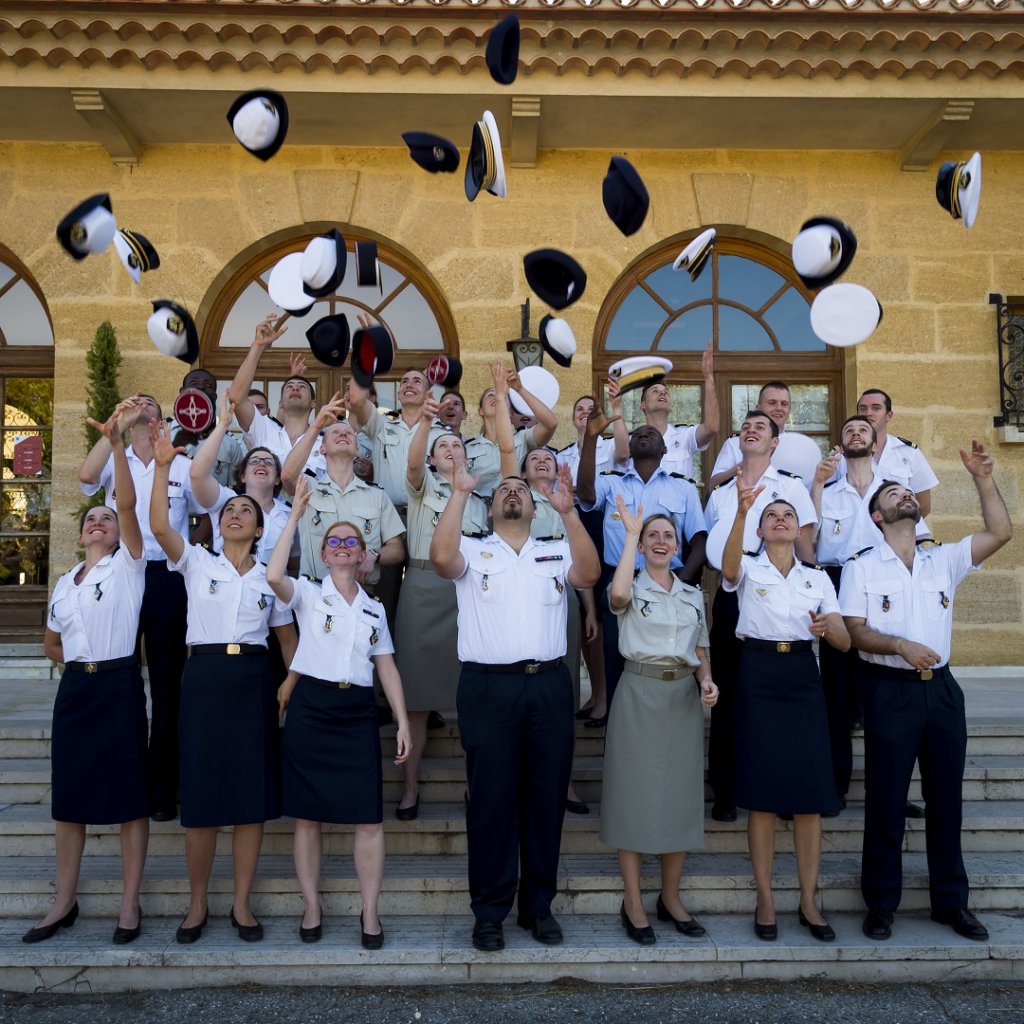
[619,903,656,946]
[426,710,446,730]
[583,713,608,729]
[753,916,777,941]
[472,919,504,951]
[574,705,595,721]
[151,807,177,823]
[299,907,323,944]
[517,913,563,946]
[711,802,737,822]
[655,896,705,937]
[176,910,208,945]
[21,901,79,944]
[360,912,384,950]
[565,796,590,816]
[230,908,264,942]
[930,907,989,941]
[112,907,143,945]
[862,908,893,940]
[798,907,835,942]
[395,796,420,821]
[850,717,864,731]
[905,801,925,818]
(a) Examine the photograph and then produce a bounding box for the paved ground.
[2,980,1023,1023]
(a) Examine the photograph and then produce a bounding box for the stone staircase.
[0,671,1023,992]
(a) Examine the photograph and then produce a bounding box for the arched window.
[594,231,845,483]
[0,244,54,640]
[200,228,457,411]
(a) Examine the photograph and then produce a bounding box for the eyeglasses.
[247,456,276,468]
[324,536,361,549]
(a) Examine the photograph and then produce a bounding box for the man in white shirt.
[711,380,822,489]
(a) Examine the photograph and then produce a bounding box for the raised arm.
[190,391,235,510]
[407,395,441,493]
[540,463,600,589]
[810,446,842,521]
[146,420,187,564]
[960,440,1013,565]
[721,469,765,585]
[227,315,287,432]
[491,362,518,479]
[694,342,720,448]
[87,399,143,559]
[280,392,343,495]
[79,393,146,488]
[266,477,310,604]
[606,378,630,466]
[576,402,620,507]
[608,496,643,611]
[430,454,479,580]
[508,367,558,447]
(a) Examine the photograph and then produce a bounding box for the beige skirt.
[393,565,459,711]
[599,666,706,854]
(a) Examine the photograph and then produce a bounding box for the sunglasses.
[324,536,361,549]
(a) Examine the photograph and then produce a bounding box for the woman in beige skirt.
[601,498,719,945]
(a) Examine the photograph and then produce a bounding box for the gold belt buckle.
[337,681,351,689]
[661,668,676,680]
[920,669,933,681]
[777,642,791,654]
[525,662,540,675]
[226,643,241,655]
[85,662,98,674]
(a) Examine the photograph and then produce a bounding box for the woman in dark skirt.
[267,477,411,948]
[25,401,149,945]
[721,473,850,943]
[150,420,297,945]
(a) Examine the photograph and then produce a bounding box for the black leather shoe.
[472,919,504,952]
[230,908,264,942]
[619,903,656,945]
[565,796,590,816]
[850,717,864,731]
[655,895,705,937]
[711,802,737,823]
[175,910,208,945]
[151,807,177,823]
[574,705,595,721]
[112,907,143,945]
[862,908,893,940]
[931,907,989,941]
[753,916,777,941]
[299,907,323,944]
[360,912,384,950]
[426,710,446,730]
[905,801,925,819]
[395,796,419,821]
[21,901,79,944]
[517,913,563,946]
[798,906,835,942]
[583,713,608,729]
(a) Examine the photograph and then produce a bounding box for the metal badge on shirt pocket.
[363,519,373,536]
[323,614,334,634]
[257,593,268,611]
[208,580,219,595]
[93,583,103,601]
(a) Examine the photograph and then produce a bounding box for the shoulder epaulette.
[742,549,760,557]
[672,422,695,430]
[303,468,317,479]
[556,442,575,454]
[777,469,802,479]
[600,469,624,477]
[371,592,382,602]
[669,472,697,486]
[713,477,737,492]
[896,435,918,449]
[385,410,401,421]
[462,530,488,539]
[269,416,284,429]
[916,538,941,549]
[534,535,562,542]
[823,479,838,488]
[800,559,823,571]
[301,573,320,583]
[846,546,874,562]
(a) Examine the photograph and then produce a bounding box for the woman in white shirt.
[721,472,850,944]
[24,402,148,946]
[267,478,411,949]
[150,421,297,946]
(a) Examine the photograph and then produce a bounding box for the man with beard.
[430,463,600,952]
[702,410,818,823]
[840,445,1011,943]
[79,393,205,821]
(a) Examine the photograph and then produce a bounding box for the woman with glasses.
[150,421,297,946]
[267,479,411,948]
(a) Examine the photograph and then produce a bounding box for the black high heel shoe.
[574,705,596,721]
[655,895,706,937]
[753,915,777,941]
[22,901,79,944]
[619,902,656,946]
[798,906,836,942]
[112,906,143,945]
[300,905,323,944]
[360,912,384,950]
[175,909,208,945]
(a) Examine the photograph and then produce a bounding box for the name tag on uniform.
[362,607,380,620]
[534,555,563,563]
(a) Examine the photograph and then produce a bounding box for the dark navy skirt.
[51,663,150,825]
[734,645,840,816]
[281,677,383,825]
[179,652,281,828]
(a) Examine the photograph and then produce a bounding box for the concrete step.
[1,800,1023,857]
[7,909,1024,991]
[0,659,56,681]
[5,751,1024,805]
[1,911,1021,992]
[2,850,1022,919]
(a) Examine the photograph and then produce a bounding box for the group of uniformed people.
[25,314,1011,953]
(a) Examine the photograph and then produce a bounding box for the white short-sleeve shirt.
[712,431,822,491]
[244,410,325,479]
[556,435,617,485]
[198,485,299,565]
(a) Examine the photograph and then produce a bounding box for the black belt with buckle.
[742,638,813,654]
[189,643,266,657]
[463,659,561,675]
[870,663,948,682]
[66,656,138,674]
[303,675,355,690]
